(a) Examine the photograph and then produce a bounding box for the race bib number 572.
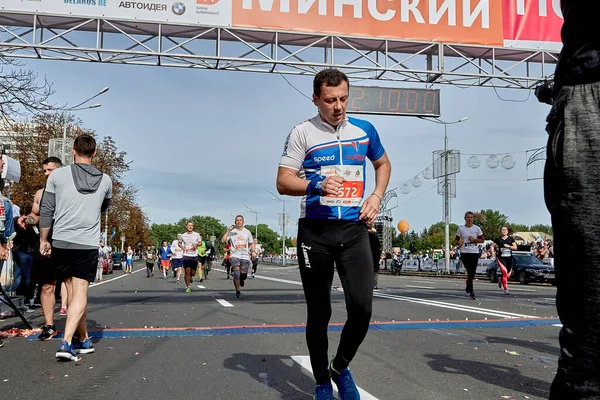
[319,165,364,207]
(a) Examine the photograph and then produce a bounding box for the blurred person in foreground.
[544,1,600,397]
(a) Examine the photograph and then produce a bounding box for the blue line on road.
[28,318,561,340]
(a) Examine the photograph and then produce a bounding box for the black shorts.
[198,256,206,265]
[33,257,57,285]
[52,247,98,283]
[183,256,198,270]
[171,258,183,269]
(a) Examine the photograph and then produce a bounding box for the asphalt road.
[0,261,560,400]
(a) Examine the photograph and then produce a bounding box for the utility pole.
[245,204,263,243]
[269,190,292,266]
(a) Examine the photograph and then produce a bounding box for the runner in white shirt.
[455,211,485,300]
[221,215,255,298]
[180,221,202,293]
[170,234,185,284]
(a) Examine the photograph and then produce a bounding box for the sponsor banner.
[1,0,231,27]
[232,0,563,52]
[2,0,564,52]
[234,0,504,46]
[502,0,562,51]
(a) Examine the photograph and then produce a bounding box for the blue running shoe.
[55,341,79,361]
[330,362,360,400]
[73,338,95,354]
[314,382,335,400]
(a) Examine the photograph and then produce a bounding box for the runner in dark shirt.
[493,227,516,295]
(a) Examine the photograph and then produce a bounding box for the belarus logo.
[172,2,186,15]
[197,0,219,4]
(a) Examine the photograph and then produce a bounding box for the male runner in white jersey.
[170,234,184,284]
[180,221,201,293]
[276,68,391,400]
[221,215,255,298]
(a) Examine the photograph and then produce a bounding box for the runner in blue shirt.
[276,68,391,400]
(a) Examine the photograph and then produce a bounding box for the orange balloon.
[397,220,410,234]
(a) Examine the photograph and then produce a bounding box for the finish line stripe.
[27,318,560,340]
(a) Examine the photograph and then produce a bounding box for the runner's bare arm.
[371,152,391,199]
[221,226,233,243]
[359,152,391,223]
[17,188,43,229]
[276,167,344,196]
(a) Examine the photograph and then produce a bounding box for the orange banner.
[234,0,505,46]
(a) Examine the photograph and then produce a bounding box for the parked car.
[486,252,555,285]
[102,256,113,275]
[111,252,124,270]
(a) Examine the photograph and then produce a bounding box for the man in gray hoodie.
[39,134,112,361]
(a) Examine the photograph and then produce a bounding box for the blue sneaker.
[314,382,335,400]
[73,338,95,354]
[330,362,360,400]
[55,341,79,361]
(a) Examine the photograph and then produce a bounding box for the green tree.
[475,209,510,240]
[246,224,282,254]
[510,223,529,233]
[189,215,227,240]
[149,223,180,247]
[529,224,553,235]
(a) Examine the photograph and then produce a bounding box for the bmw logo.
[172,2,186,15]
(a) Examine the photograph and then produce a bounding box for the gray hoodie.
[40,164,112,249]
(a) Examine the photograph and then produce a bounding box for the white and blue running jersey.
[279,115,386,221]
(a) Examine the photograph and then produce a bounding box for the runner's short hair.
[73,134,96,157]
[313,68,349,97]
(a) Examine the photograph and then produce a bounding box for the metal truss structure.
[0,11,558,89]
[375,189,398,254]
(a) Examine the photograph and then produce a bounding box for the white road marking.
[413,280,435,284]
[504,288,538,292]
[89,267,143,287]
[552,324,563,327]
[196,285,206,289]
[216,299,234,308]
[404,285,436,289]
[291,356,380,400]
[250,275,304,286]
[374,292,538,319]
[218,268,539,319]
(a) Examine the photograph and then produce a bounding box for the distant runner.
[221,215,255,298]
[493,226,517,295]
[170,235,184,284]
[144,245,156,277]
[180,221,201,293]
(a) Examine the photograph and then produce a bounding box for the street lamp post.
[420,116,468,274]
[269,190,292,266]
[245,204,263,243]
[60,87,109,165]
